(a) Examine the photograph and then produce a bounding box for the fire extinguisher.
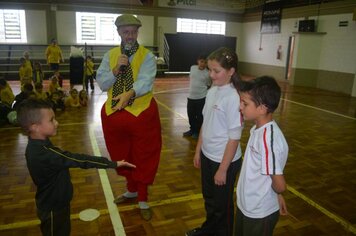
[277,45,282,60]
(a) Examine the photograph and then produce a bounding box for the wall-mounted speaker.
[298,20,315,32]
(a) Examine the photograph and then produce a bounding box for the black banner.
[260,1,282,34]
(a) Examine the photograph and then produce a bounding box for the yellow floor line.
[1,88,354,234]
[154,88,187,94]
[156,94,356,234]
[0,193,203,231]
[287,185,356,234]
[155,98,187,121]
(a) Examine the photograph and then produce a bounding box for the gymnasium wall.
[1,0,356,95]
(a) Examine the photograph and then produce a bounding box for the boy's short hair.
[17,99,52,134]
[197,54,207,60]
[23,83,34,92]
[240,76,281,113]
[0,78,7,87]
[34,82,43,89]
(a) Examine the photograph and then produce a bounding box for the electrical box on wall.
[298,20,315,32]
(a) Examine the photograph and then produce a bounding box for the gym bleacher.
[0,44,168,80]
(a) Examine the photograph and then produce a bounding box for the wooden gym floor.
[0,76,355,236]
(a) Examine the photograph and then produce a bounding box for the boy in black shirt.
[16,98,135,236]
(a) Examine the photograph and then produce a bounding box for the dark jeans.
[187,97,205,134]
[235,208,279,236]
[200,152,242,236]
[85,75,94,91]
[37,206,71,236]
[50,63,59,71]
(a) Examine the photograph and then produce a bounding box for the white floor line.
[281,98,356,120]
[89,125,126,236]
[156,93,356,234]
[154,87,187,94]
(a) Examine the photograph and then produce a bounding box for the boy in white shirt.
[183,55,211,139]
[236,76,288,236]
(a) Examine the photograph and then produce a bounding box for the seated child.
[0,78,15,124]
[65,88,80,108]
[12,83,34,110]
[34,82,48,100]
[79,89,88,107]
[48,76,62,95]
[49,91,65,112]
[19,57,33,91]
[33,62,44,85]
[16,98,136,236]
[53,70,64,88]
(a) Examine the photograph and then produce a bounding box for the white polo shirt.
[237,121,288,218]
[188,65,210,100]
[201,83,243,163]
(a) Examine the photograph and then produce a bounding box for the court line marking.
[0,193,203,231]
[89,125,126,236]
[155,95,356,234]
[287,186,356,234]
[0,88,354,233]
[154,87,187,94]
[155,99,187,120]
[281,98,356,120]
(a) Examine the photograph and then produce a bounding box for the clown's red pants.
[101,99,161,201]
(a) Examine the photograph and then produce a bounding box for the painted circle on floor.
[79,208,100,221]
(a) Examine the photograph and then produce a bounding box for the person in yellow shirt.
[0,78,15,125]
[65,88,80,108]
[33,62,44,85]
[23,51,33,70]
[19,57,33,91]
[0,78,15,108]
[84,55,95,91]
[45,38,64,72]
[34,82,48,100]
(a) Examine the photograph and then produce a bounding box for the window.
[0,9,27,43]
[76,12,121,44]
[177,18,225,35]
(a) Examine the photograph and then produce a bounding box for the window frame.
[76,12,121,45]
[0,9,27,43]
[177,18,226,35]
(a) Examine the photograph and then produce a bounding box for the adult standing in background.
[45,38,64,72]
[96,14,161,221]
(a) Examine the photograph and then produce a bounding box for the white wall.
[18,8,356,82]
[240,14,356,75]
[137,15,154,46]
[24,10,154,47]
[26,10,47,44]
[56,11,76,45]
[157,17,177,57]
[318,14,356,73]
[240,19,296,68]
[226,21,242,55]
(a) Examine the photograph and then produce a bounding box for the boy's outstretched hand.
[117,160,136,168]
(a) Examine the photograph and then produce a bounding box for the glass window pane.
[177,17,225,35]
[76,12,120,44]
[0,9,27,43]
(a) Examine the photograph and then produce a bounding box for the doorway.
[285,35,295,80]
